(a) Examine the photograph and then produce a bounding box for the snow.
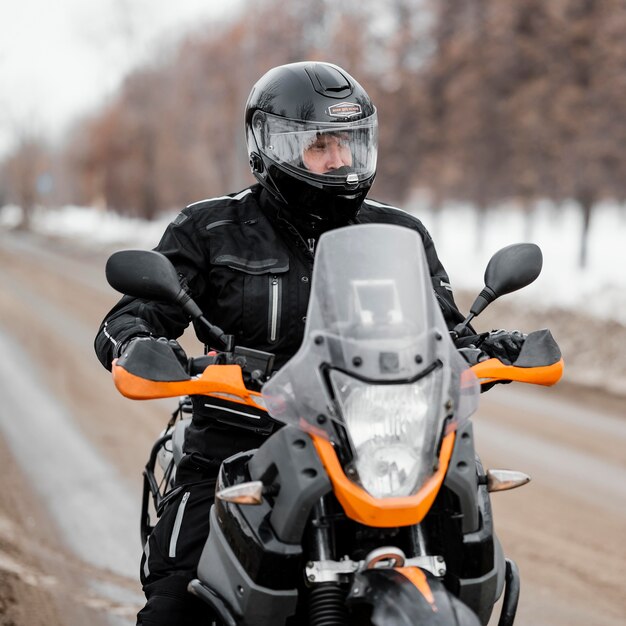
[1,199,625,325]
[415,199,626,324]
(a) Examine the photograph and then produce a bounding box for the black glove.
[453,332,488,350]
[453,331,486,366]
[115,333,148,359]
[457,346,489,366]
[478,329,526,365]
[117,336,188,368]
[155,337,188,368]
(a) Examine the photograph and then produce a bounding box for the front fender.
[346,568,481,626]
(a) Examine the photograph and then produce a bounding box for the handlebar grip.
[189,355,220,375]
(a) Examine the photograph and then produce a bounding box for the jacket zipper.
[276,215,315,262]
[169,491,190,558]
[268,275,282,343]
[205,218,258,232]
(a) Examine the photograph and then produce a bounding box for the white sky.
[0,0,243,157]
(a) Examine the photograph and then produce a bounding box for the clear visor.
[252,110,378,185]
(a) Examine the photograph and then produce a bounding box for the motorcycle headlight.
[330,369,443,498]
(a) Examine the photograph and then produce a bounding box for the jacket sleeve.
[94,208,209,370]
[414,224,466,331]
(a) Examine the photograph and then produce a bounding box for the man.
[95,61,523,625]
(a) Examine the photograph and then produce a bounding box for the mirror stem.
[470,286,497,318]
[174,289,232,350]
[454,284,498,337]
[175,289,203,319]
[453,313,475,337]
[198,315,232,351]
[455,286,498,337]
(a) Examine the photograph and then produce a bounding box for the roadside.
[0,232,148,625]
[0,435,71,626]
[0,434,138,626]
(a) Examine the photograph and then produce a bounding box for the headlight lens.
[330,370,442,498]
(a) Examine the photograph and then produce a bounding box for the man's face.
[302,132,353,174]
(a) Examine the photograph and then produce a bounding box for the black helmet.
[245,62,378,220]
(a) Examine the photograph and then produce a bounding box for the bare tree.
[416,0,626,265]
[0,132,48,229]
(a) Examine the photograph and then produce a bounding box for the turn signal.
[486,469,530,492]
[216,480,264,505]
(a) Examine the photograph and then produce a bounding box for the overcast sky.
[0,0,243,158]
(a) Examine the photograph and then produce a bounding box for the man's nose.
[326,146,348,170]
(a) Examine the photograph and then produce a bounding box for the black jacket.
[95,184,466,478]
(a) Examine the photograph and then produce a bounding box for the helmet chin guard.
[266,162,370,222]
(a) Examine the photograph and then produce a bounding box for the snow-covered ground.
[417,199,626,324]
[2,199,625,325]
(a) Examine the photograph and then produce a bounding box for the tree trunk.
[578,195,594,269]
[475,205,487,253]
[522,200,535,242]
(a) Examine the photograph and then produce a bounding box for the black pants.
[137,480,217,626]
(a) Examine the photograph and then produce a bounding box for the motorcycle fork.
[310,497,335,561]
[409,524,429,557]
[307,497,349,624]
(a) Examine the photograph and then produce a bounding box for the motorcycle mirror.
[106,249,185,305]
[105,249,232,349]
[483,243,543,302]
[454,243,542,335]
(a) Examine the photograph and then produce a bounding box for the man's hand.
[479,330,526,365]
[154,337,188,368]
[116,336,188,368]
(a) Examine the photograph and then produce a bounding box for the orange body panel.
[471,357,563,386]
[395,567,437,610]
[311,432,456,528]
[111,360,265,410]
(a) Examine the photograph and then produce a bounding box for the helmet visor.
[252,110,378,186]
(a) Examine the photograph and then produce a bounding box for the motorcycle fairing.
[198,428,331,594]
[247,425,332,543]
[212,447,312,589]
[262,224,479,512]
[441,421,505,624]
[263,224,479,435]
[194,444,318,625]
[310,430,456,527]
[346,568,481,625]
[195,506,298,625]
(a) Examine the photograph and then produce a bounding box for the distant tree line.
[1,0,625,266]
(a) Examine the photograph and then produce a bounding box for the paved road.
[478,384,626,625]
[0,231,624,625]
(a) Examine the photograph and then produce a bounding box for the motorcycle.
[106,224,563,625]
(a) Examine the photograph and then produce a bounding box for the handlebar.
[111,339,270,411]
[112,330,562,404]
[190,346,275,380]
[469,329,563,387]
[189,354,220,376]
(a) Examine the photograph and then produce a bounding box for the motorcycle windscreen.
[262,224,479,498]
